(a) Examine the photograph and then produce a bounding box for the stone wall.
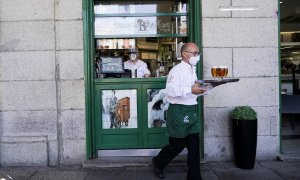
[0,0,280,166]
[0,0,85,166]
[202,0,279,161]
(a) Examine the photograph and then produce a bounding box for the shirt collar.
[180,60,193,69]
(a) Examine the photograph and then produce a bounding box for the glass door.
[280,0,300,157]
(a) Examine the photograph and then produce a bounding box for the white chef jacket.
[166,61,201,105]
[124,60,150,78]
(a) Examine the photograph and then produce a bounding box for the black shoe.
[152,157,165,179]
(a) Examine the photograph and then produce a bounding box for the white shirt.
[166,61,199,105]
[124,60,150,78]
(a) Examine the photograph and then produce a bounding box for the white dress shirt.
[124,60,150,78]
[166,61,200,105]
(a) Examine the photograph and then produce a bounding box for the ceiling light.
[219,6,258,11]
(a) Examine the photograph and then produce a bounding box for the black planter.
[232,118,257,169]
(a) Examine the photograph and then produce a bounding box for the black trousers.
[154,133,201,180]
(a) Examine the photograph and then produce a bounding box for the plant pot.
[232,118,257,169]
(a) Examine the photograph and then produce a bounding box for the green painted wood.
[194,0,204,160]
[83,0,95,159]
[141,83,168,148]
[94,77,167,85]
[85,0,203,157]
[95,83,144,149]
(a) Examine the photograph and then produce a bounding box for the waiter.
[152,42,205,180]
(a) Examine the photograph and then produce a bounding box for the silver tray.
[204,78,239,83]
[198,78,239,87]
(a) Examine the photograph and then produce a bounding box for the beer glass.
[211,66,218,78]
[224,67,228,77]
[219,66,228,78]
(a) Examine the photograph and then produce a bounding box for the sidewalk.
[1,160,300,180]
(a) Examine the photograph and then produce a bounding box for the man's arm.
[141,62,151,78]
[191,84,207,95]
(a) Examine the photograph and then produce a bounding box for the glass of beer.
[219,66,228,78]
[211,66,218,78]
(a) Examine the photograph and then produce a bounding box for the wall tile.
[0,0,54,21]
[204,107,232,137]
[204,77,279,107]
[202,0,231,18]
[58,50,84,80]
[56,21,83,50]
[233,48,279,77]
[60,110,86,139]
[256,135,279,160]
[0,110,57,140]
[202,18,278,47]
[204,137,234,161]
[60,80,85,109]
[203,48,232,79]
[55,0,82,20]
[232,0,278,18]
[62,139,85,164]
[0,136,48,166]
[0,21,55,51]
[0,81,57,111]
[0,51,55,81]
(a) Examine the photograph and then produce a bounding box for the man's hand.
[191,84,206,95]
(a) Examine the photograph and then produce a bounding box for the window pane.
[95,16,187,36]
[95,1,187,14]
[102,89,138,129]
[147,89,169,128]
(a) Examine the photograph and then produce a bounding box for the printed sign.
[95,17,157,35]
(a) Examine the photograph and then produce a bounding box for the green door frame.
[83,0,203,159]
[278,0,282,154]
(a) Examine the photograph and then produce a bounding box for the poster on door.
[101,89,137,129]
[147,89,169,128]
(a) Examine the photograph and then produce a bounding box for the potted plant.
[231,106,257,120]
[231,106,257,169]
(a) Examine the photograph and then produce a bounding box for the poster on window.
[101,89,137,129]
[95,17,157,36]
[147,89,169,128]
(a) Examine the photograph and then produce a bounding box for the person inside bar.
[124,47,151,78]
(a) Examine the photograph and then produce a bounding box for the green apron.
[166,104,200,138]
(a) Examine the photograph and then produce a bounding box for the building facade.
[0,0,279,166]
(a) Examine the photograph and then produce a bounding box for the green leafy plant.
[231,106,257,120]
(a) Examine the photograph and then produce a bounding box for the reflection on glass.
[147,89,169,128]
[101,89,137,129]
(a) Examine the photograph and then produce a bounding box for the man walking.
[152,42,205,180]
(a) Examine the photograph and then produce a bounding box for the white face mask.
[129,54,137,61]
[189,55,200,66]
